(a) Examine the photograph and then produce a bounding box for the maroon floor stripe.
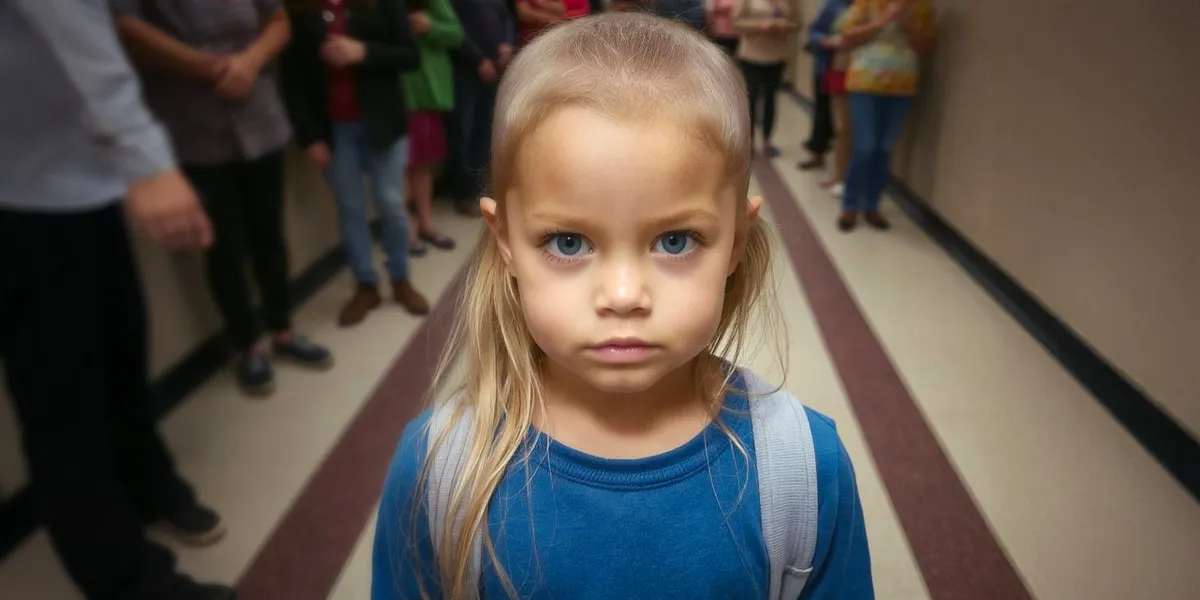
[236,270,467,600]
[753,159,1034,600]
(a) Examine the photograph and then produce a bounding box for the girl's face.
[484,107,761,396]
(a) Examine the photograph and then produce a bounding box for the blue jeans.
[444,67,497,202]
[327,122,411,285]
[843,93,912,213]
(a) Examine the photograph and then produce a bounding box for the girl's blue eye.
[654,231,697,255]
[546,233,591,258]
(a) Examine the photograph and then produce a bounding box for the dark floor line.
[0,239,351,563]
[754,158,1034,599]
[782,88,1200,504]
[235,270,467,600]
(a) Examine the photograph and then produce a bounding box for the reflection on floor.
[2,97,1199,600]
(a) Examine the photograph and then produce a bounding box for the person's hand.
[321,34,367,67]
[496,43,513,69]
[215,53,261,100]
[478,59,497,83]
[820,34,842,49]
[125,169,213,251]
[206,54,232,83]
[306,142,332,168]
[409,11,432,35]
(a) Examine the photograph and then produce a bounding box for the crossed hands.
[208,53,262,100]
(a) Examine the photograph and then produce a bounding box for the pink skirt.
[407,110,447,167]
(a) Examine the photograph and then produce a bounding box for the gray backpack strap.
[426,402,484,599]
[744,370,820,600]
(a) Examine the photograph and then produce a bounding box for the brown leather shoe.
[392,279,430,315]
[338,284,382,327]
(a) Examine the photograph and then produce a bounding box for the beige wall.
[791,0,1200,435]
[0,150,341,498]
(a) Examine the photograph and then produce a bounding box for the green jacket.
[401,0,464,112]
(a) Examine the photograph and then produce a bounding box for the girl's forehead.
[510,108,735,214]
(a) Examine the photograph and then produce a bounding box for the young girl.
[836,0,936,231]
[403,0,464,255]
[733,0,801,157]
[373,13,874,600]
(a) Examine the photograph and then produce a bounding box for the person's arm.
[901,0,936,54]
[109,0,225,81]
[244,1,293,67]
[360,0,422,71]
[18,0,173,183]
[798,416,876,600]
[278,22,324,151]
[516,0,564,24]
[805,0,839,52]
[730,0,772,34]
[421,0,465,50]
[448,0,486,68]
[837,2,889,48]
[371,418,443,600]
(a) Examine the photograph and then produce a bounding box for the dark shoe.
[154,502,226,547]
[837,212,858,232]
[797,155,825,170]
[131,574,236,600]
[236,350,274,397]
[167,576,237,600]
[273,334,333,370]
[339,284,382,327]
[764,145,781,158]
[409,241,428,257]
[419,229,456,250]
[392,279,430,315]
[864,212,891,230]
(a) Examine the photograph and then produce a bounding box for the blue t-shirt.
[372,388,874,599]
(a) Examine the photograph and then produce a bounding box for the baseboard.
[782,87,1200,504]
[0,239,352,561]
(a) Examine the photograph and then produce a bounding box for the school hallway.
[1,89,1198,599]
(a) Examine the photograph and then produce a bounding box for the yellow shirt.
[839,0,936,96]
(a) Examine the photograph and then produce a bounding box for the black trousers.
[740,60,786,143]
[183,151,291,350]
[0,203,195,599]
[805,72,834,155]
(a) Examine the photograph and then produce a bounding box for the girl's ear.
[728,195,764,276]
[480,197,515,270]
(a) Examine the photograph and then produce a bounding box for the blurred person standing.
[706,0,740,56]
[733,0,801,157]
[112,0,334,397]
[0,1,234,598]
[836,0,935,231]
[445,0,515,216]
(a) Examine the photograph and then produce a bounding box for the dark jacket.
[280,0,420,151]
[449,0,514,69]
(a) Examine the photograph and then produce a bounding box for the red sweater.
[325,0,361,122]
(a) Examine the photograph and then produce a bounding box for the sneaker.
[338,283,382,327]
[828,182,845,198]
[154,502,226,547]
[236,350,274,397]
[273,335,333,370]
[392,279,430,315]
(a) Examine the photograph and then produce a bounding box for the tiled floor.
[2,97,1198,599]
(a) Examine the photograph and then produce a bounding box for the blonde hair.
[413,12,781,599]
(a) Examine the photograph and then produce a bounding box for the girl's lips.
[586,339,660,364]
